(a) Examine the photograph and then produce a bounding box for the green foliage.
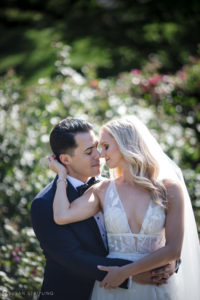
[0,0,200,81]
[0,26,59,84]
[0,226,43,299]
[0,44,200,298]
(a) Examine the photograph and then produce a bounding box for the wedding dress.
[91,116,200,300]
[91,180,181,300]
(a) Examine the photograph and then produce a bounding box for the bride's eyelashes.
[103,144,109,150]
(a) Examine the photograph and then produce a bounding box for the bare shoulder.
[162,178,184,204]
[93,179,111,194]
[162,178,182,192]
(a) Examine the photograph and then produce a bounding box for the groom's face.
[66,130,100,182]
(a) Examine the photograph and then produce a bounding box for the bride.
[47,116,200,300]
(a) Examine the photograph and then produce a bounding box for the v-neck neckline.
[112,180,152,235]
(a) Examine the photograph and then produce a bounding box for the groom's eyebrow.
[84,141,98,152]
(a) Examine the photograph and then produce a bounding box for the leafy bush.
[1,44,199,299]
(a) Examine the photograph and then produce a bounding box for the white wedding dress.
[91,180,180,300]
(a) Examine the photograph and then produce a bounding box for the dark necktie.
[76,177,100,196]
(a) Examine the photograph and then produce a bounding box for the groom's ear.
[59,154,72,166]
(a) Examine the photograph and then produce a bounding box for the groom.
[31,118,176,300]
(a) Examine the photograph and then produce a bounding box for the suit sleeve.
[31,197,132,287]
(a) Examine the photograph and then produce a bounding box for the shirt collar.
[67,175,91,189]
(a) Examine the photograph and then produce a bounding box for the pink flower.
[148,74,161,86]
[131,69,141,75]
[90,80,98,88]
[140,79,150,92]
[177,71,186,81]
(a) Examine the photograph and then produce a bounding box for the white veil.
[125,116,200,299]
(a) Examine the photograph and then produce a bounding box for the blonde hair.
[102,117,167,207]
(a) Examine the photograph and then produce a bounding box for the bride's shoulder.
[93,179,111,195]
[162,178,181,190]
[162,178,183,204]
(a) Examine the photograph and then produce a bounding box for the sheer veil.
[126,116,200,299]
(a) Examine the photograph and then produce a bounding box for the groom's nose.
[93,148,100,159]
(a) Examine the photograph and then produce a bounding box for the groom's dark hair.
[50,118,93,162]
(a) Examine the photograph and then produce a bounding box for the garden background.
[0,0,200,299]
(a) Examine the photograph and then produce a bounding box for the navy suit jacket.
[31,176,131,300]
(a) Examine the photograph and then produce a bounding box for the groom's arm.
[31,197,131,288]
[132,261,177,285]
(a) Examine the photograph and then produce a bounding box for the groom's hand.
[133,261,176,286]
[132,271,167,285]
[151,261,176,286]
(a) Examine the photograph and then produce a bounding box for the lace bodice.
[104,181,166,255]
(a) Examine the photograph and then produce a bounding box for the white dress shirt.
[67,175,107,249]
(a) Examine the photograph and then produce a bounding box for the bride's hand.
[46,155,68,177]
[98,265,126,289]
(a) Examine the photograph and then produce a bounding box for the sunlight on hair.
[102,116,167,207]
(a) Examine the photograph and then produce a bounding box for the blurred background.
[0,0,200,299]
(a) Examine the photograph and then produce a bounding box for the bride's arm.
[53,181,101,225]
[98,179,184,288]
[47,156,101,225]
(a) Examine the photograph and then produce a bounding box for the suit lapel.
[67,180,106,251]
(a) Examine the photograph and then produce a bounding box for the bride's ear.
[59,154,71,166]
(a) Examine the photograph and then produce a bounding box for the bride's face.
[100,129,123,169]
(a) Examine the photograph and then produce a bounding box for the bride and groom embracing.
[31,117,200,300]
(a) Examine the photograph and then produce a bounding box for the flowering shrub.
[0,226,43,299]
[1,44,199,299]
